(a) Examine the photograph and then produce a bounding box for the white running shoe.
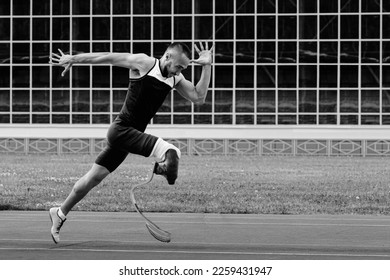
[49,207,66,244]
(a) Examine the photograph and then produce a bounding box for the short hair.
[166,42,192,59]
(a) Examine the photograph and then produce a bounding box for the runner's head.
[161,43,191,78]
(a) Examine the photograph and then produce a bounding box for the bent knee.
[74,166,109,193]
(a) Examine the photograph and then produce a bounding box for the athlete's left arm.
[175,42,213,105]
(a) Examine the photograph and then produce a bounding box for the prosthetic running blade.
[129,164,171,243]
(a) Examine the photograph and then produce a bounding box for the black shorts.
[95,121,158,173]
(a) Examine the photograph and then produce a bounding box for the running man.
[49,42,213,243]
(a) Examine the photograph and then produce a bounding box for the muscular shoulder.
[128,53,156,74]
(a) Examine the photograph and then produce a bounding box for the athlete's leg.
[60,142,129,215]
[60,163,110,215]
[149,138,181,185]
[149,137,181,161]
[50,143,128,243]
[49,164,110,243]
[108,122,181,184]
[112,125,182,184]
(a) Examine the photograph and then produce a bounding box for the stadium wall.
[2,125,390,156]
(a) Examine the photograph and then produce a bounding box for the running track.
[0,211,389,260]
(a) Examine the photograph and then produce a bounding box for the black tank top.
[116,59,178,132]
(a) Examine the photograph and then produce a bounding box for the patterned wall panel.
[60,139,91,154]
[262,139,294,155]
[366,140,390,156]
[2,138,390,157]
[191,139,225,155]
[228,139,258,155]
[0,138,26,153]
[28,139,58,154]
[331,140,363,156]
[296,140,328,156]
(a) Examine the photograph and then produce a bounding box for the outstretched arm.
[50,49,151,76]
[175,42,214,104]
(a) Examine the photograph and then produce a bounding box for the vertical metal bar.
[30,0,33,125]
[212,0,216,126]
[69,0,73,124]
[49,0,53,125]
[130,0,133,54]
[254,0,258,125]
[316,0,320,125]
[150,0,154,56]
[275,0,279,125]
[89,0,93,125]
[337,0,341,125]
[296,0,299,126]
[110,0,113,124]
[358,0,362,125]
[10,0,13,124]
[232,0,236,125]
[380,0,383,126]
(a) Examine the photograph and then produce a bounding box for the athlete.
[48,42,213,243]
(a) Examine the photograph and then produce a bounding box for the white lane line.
[0,238,389,249]
[0,238,390,250]
[0,247,389,258]
[1,213,390,222]
[1,217,390,227]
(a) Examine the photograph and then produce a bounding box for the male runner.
[49,42,213,243]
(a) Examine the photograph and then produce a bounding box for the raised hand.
[191,42,213,65]
[49,49,73,77]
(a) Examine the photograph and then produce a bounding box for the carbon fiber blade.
[146,223,171,243]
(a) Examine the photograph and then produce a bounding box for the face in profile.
[161,48,190,78]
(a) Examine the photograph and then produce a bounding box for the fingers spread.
[61,64,71,76]
[51,53,61,59]
[194,44,201,54]
[195,42,214,54]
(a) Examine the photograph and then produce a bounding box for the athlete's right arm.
[50,49,151,76]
